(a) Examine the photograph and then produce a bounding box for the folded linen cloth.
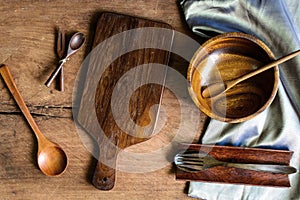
[179,0,300,199]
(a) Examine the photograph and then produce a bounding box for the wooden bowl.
[187,32,279,123]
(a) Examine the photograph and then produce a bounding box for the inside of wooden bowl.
[187,32,279,123]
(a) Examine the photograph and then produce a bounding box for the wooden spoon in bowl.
[0,64,68,176]
[202,49,300,98]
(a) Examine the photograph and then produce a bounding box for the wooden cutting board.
[76,12,173,190]
[176,144,294,187]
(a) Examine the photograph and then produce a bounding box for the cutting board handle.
[92,139,118,190]
[92,161,116,190]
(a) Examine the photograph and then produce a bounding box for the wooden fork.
[57,28,66,91]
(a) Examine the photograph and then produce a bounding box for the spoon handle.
[229,49,300,88]
[202,49,300,98]
[0,65,46,141]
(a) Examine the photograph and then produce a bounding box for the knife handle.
[226,163,297,174]
[92,140,118,190]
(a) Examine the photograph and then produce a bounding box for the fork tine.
[176,157,204,163]
[174,151,209,172]
[177,152,207,158]
[57,28,65,58]
[61,29,66,56]
[177,164,204,172]
[176,160,204,165]
[57,29,62,54]
[177,154,205,159]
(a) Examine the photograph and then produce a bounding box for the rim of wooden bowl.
[187,32,280,123]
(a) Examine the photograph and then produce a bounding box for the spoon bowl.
[68,32,86,55]
[38,145,68,176]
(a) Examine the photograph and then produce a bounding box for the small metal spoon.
[0,64,68,176]
[45,32,85,88]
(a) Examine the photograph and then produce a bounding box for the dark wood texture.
[0,1,207,199]
[77,12,172,190]
[176,144,294,187]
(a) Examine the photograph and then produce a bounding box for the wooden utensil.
[0,64,68,176]
[175,144,294,187]
[57,28,66,92]
[202,49,300,98]
[187,32,279,123]
[76,12,173,190]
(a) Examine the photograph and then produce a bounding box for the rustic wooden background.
[0,1,208,199]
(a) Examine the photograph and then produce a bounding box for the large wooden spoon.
[202,49,300,98]
[0,64,68,176]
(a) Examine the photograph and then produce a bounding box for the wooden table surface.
[0,1,208,199]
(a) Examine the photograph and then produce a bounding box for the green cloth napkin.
[179,0,300,199]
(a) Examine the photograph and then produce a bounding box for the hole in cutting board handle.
[102,177,108,183]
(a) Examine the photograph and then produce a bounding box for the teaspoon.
[45,32,85,87]
[0,64,68,176]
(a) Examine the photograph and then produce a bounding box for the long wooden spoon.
[0,64,68,176]
[202,49,300,98]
